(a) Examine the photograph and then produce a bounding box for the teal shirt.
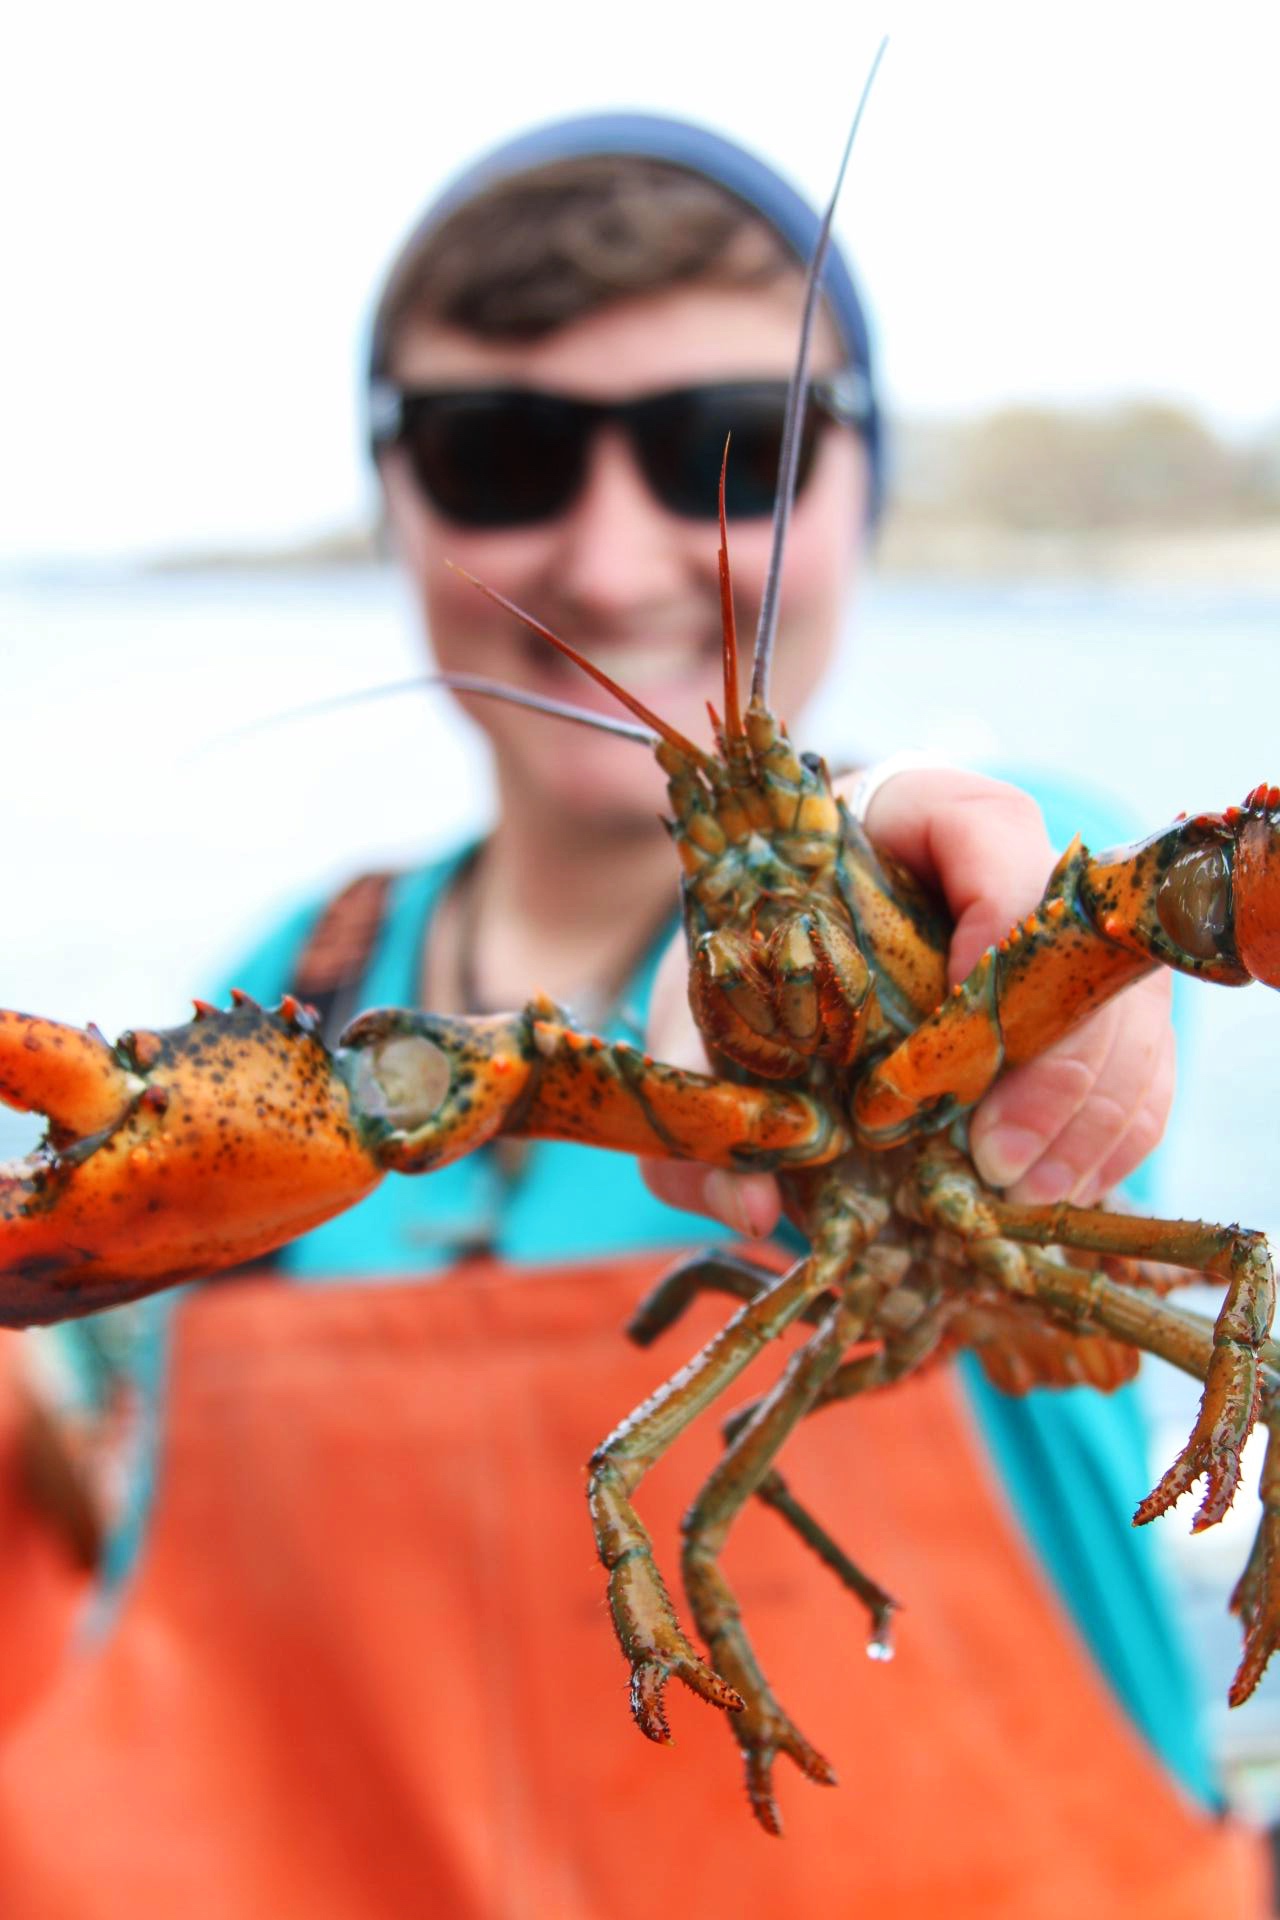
[226,857,710,1276]
[46,776,1218,1809]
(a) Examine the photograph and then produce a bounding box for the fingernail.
[705,1169,755,1236]
[704,1170,775,1238]
[972,1123,1043,1190]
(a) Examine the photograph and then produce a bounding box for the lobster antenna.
[750,34,888,706]
[427,673,658,744]
[717,438,745,744]
[204,672,657,754]
[449,563,713,766]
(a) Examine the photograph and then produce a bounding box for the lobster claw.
[0,999,387,1327]
[1236,790,1280,988]
[0,991,841,1330]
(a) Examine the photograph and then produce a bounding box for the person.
[0,115,1265,1917]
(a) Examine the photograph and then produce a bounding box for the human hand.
[640,767,1175,1236]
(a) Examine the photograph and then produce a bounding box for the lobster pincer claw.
[0,992,844,1329]
[0,999,386,1326]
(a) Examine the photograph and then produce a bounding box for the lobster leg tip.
[629,1664,674,1744]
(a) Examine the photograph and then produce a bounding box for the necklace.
[449,841,673,1038]
[417,841,676,1252]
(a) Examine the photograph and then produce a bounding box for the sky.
[2,2,1277,564]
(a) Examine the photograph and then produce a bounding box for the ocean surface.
[3,558,1280,1804]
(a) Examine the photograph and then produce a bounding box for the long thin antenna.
[203,671,657,755]
[434,673,658,744]
[449,564,712,765]
[750,34,888,705]
[717,439,745,745]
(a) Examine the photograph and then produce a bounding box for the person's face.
[380,278,868,829]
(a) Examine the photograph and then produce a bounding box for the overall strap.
[230,869,397,1281]
[289,871,397,1046]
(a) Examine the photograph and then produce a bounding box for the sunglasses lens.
[400,393,587,527]
[635,386,818,520]
[390,383,827,526]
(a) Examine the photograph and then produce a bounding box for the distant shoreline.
[146,514,1280,590]
[874,515,1280,587]
[20,398,1278,591]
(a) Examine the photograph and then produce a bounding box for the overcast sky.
[3,1,1276,563]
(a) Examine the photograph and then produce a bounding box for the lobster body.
[6,695,1280,1828]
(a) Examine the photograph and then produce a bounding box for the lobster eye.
[1156,844,1230,962]
[347,1033,452,1131]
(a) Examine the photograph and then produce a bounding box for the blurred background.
[2,0,1278,1810]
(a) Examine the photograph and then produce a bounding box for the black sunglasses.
[368,372,871,528]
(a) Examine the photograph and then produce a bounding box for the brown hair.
[371,156,803,376]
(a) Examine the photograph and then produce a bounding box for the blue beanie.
[370,111,883,518]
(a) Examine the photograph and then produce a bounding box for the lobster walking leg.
[1027,1275,1280,1709]
[750,1469,899,1650]
[588,1171,886,1743]
[678,1254,893,1833]
[734,1307,954,1636]
[899,1144,1280,1699]
[704,1295,949,1661]
[907,1149,1274,1528]
[1229,1415,1280,1706]
[633,1250,950,1645]
[625,1249,822,1347]
[982,1190,1274,1520]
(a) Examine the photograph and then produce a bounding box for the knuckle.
[640,1159,693,1209]
[981,1051,1097,1132]
[1040,1087,1136,1199]
[1093,1103,1169,1194]
[1070,1086,1134,1154]
[957,780,1049,845]
[1124,1104,1169,1164]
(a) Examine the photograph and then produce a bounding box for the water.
[3,558,1280,1799]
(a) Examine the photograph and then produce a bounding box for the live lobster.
[4,82,1280,1838]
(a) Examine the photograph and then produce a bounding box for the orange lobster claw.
[0,1001,385,1326]
[0,993,847,1331]
[1236,789,1280,988]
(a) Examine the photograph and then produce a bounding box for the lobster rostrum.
[5,67,1280,1832]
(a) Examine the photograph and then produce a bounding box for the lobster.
[4,67,1280,1836]
[6,567,1280,1832]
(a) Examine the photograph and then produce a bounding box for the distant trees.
[893,405,1280,530]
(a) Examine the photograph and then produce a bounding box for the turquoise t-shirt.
[40,780,1218,1809]
[226,855,711,1277]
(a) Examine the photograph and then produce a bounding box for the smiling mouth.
[518,625,722,694]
